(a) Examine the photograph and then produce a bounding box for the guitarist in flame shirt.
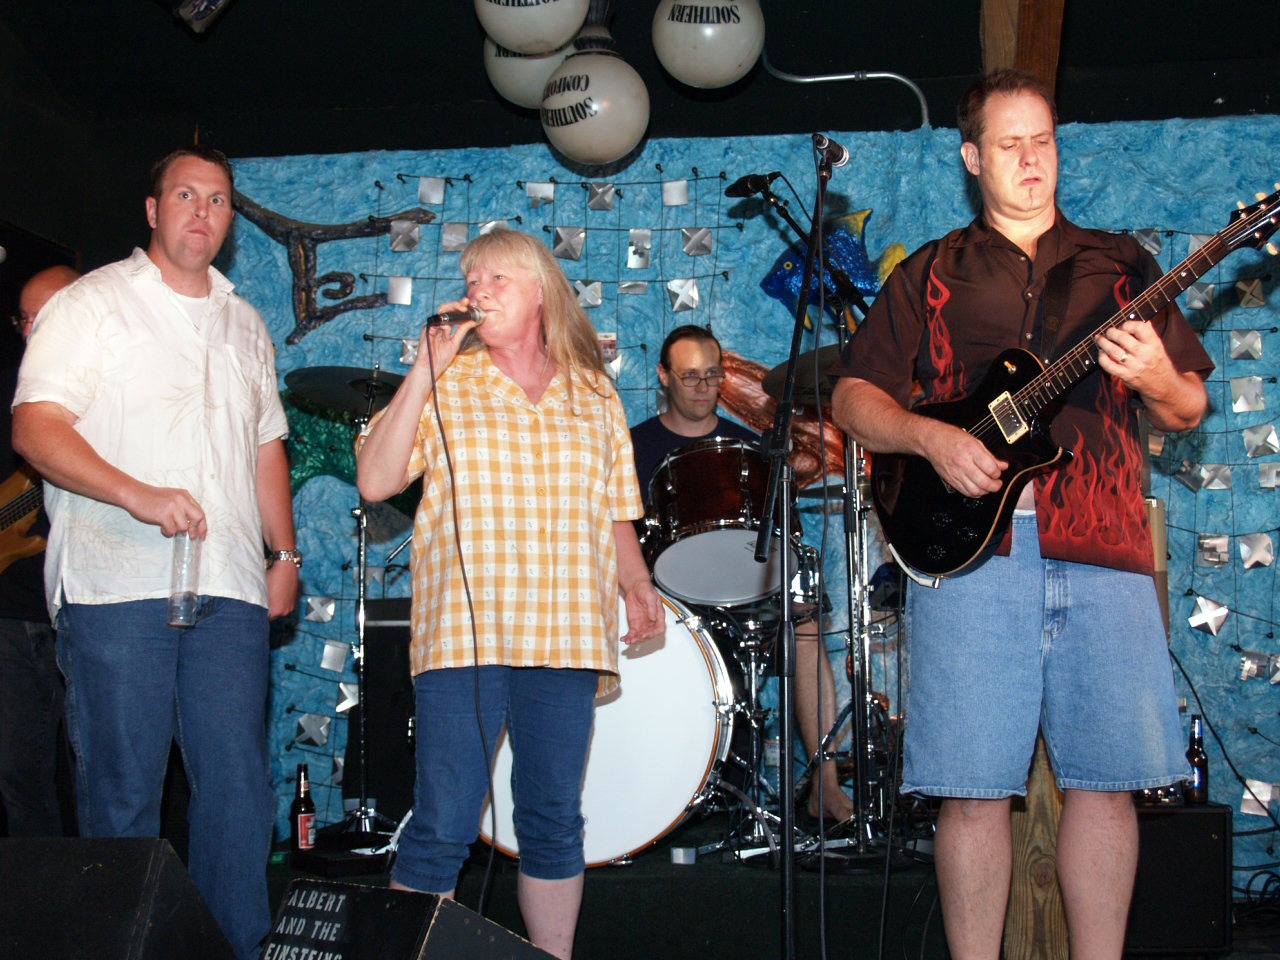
[831,70,1212,960]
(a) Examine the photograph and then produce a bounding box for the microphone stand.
[330,374,398,848]
[752,142,840,960]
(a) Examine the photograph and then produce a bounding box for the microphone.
[725,171,781,198]
[424,305,486,327]
[812,133,850,168]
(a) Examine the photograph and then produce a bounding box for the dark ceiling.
[3,0,1278,160]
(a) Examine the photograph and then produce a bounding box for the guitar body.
[870,348,1066,576]
[0,464,46,575]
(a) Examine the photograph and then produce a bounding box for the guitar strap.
[1036,254,1077,364]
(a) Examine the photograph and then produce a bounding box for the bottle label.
[296,812,316,850]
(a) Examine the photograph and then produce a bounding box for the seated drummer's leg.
[795,618,854,821]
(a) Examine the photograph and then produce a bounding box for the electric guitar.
[0,463,45,575]
[871,187,1280,577]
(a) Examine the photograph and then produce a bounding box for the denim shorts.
[901,514,1187,797]
[391,665,598,892]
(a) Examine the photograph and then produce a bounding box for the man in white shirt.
[13,145,299,960]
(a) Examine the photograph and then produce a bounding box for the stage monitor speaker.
[1125,803,1232,955]
[0,837,233,960]
[263,879,553,959]
[346,597,416,824]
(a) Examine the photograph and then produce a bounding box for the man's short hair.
[659,324,721,369]
[148,144,235,198]
[957,69,1058,146]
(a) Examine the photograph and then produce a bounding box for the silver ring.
[1118,351,1129,362]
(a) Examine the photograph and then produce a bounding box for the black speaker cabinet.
[0,837,233,960]
[1125,802,1232,955]
[345,597,417,824]
[262,879,553,959]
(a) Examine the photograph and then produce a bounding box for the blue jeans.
[58,598,273,960]
[392,666,598,893]
[902,514,1186,797]
[0,616,69,836]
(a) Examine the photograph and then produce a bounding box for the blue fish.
[760,210,906,328]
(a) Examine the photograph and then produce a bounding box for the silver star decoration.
[682,227,713,257]
[526,181,555,208]
[1189,233,1214,255]
[1244,423,1280,457]
[1200,463,1233,489]
[662,179,689,206]
[1185,281,1215,311]
[1240,532,1275,568]
[574,280,603,308]
[628,229,651,269]
[1239,649,1273,681]
[1174,460,1205,492]
[479,220,509,235]
[331,756,344,786]
[305,596,336,623]
[418,176,446,204]
[587,183,616,210]
[1134,228,1162,256]
[363,565,386,589]
[401,339,419,364]
[389,220,419,252]
[321,639,349,673]
[442,222,468,251]
[1188,595,1229,636]
[619,281,648,295]
[387,276,412,306]
[336,682,359,714]
[295,713,330,747]
[667,278,700,312]
[1231,329,1263,360]
[553,226,585,260]
[1232,375,1266,413]
[1237,277,1267,308]
[1260,463,1280,489]
[1195,533,1230,567]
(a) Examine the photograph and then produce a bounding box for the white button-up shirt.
[15,248,289,620]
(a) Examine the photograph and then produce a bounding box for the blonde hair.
[459,229,608,411]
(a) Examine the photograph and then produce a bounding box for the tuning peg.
[1268,242,1279,257]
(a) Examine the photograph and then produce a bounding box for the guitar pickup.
[989,391,1029,444]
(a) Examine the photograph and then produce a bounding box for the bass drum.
[480,592,735,866]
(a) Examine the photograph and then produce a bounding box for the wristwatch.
[266,548,304,570]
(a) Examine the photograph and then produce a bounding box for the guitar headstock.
[1227,184,1280,255]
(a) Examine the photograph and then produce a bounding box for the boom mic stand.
[752,139,848,960]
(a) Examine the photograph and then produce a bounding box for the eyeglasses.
[673,371,726,389]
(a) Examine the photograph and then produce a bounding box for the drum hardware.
[285,365,404,847]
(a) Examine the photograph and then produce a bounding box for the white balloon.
[475,0,589,55]
[651,0,766,89]
[483,36,572,109]
[540,51,650,166]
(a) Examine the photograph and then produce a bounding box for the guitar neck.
[0,484,41,532]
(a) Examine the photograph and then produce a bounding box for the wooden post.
[1003,734,1068,959]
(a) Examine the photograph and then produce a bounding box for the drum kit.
[284,356,906,867]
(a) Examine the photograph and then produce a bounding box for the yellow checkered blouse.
[367,350,643,681]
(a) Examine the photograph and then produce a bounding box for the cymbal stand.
[331,374,398,842]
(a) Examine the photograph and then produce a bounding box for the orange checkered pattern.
[368,351,642,683]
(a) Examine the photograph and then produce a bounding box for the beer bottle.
[1185,715,1209,804]
[290,763,317,854]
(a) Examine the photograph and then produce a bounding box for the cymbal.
[284,366,405,416]
[761,344,842,402]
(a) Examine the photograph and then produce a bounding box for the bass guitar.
[871,187,1280,577]
[0,463,45,575]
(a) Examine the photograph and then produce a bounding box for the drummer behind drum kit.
[286,355,903,868]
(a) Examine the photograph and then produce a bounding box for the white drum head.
[480,593,733,866]
[654,528,794,606]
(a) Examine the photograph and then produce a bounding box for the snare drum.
[642,438,799,607]
[480,592,736,866]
